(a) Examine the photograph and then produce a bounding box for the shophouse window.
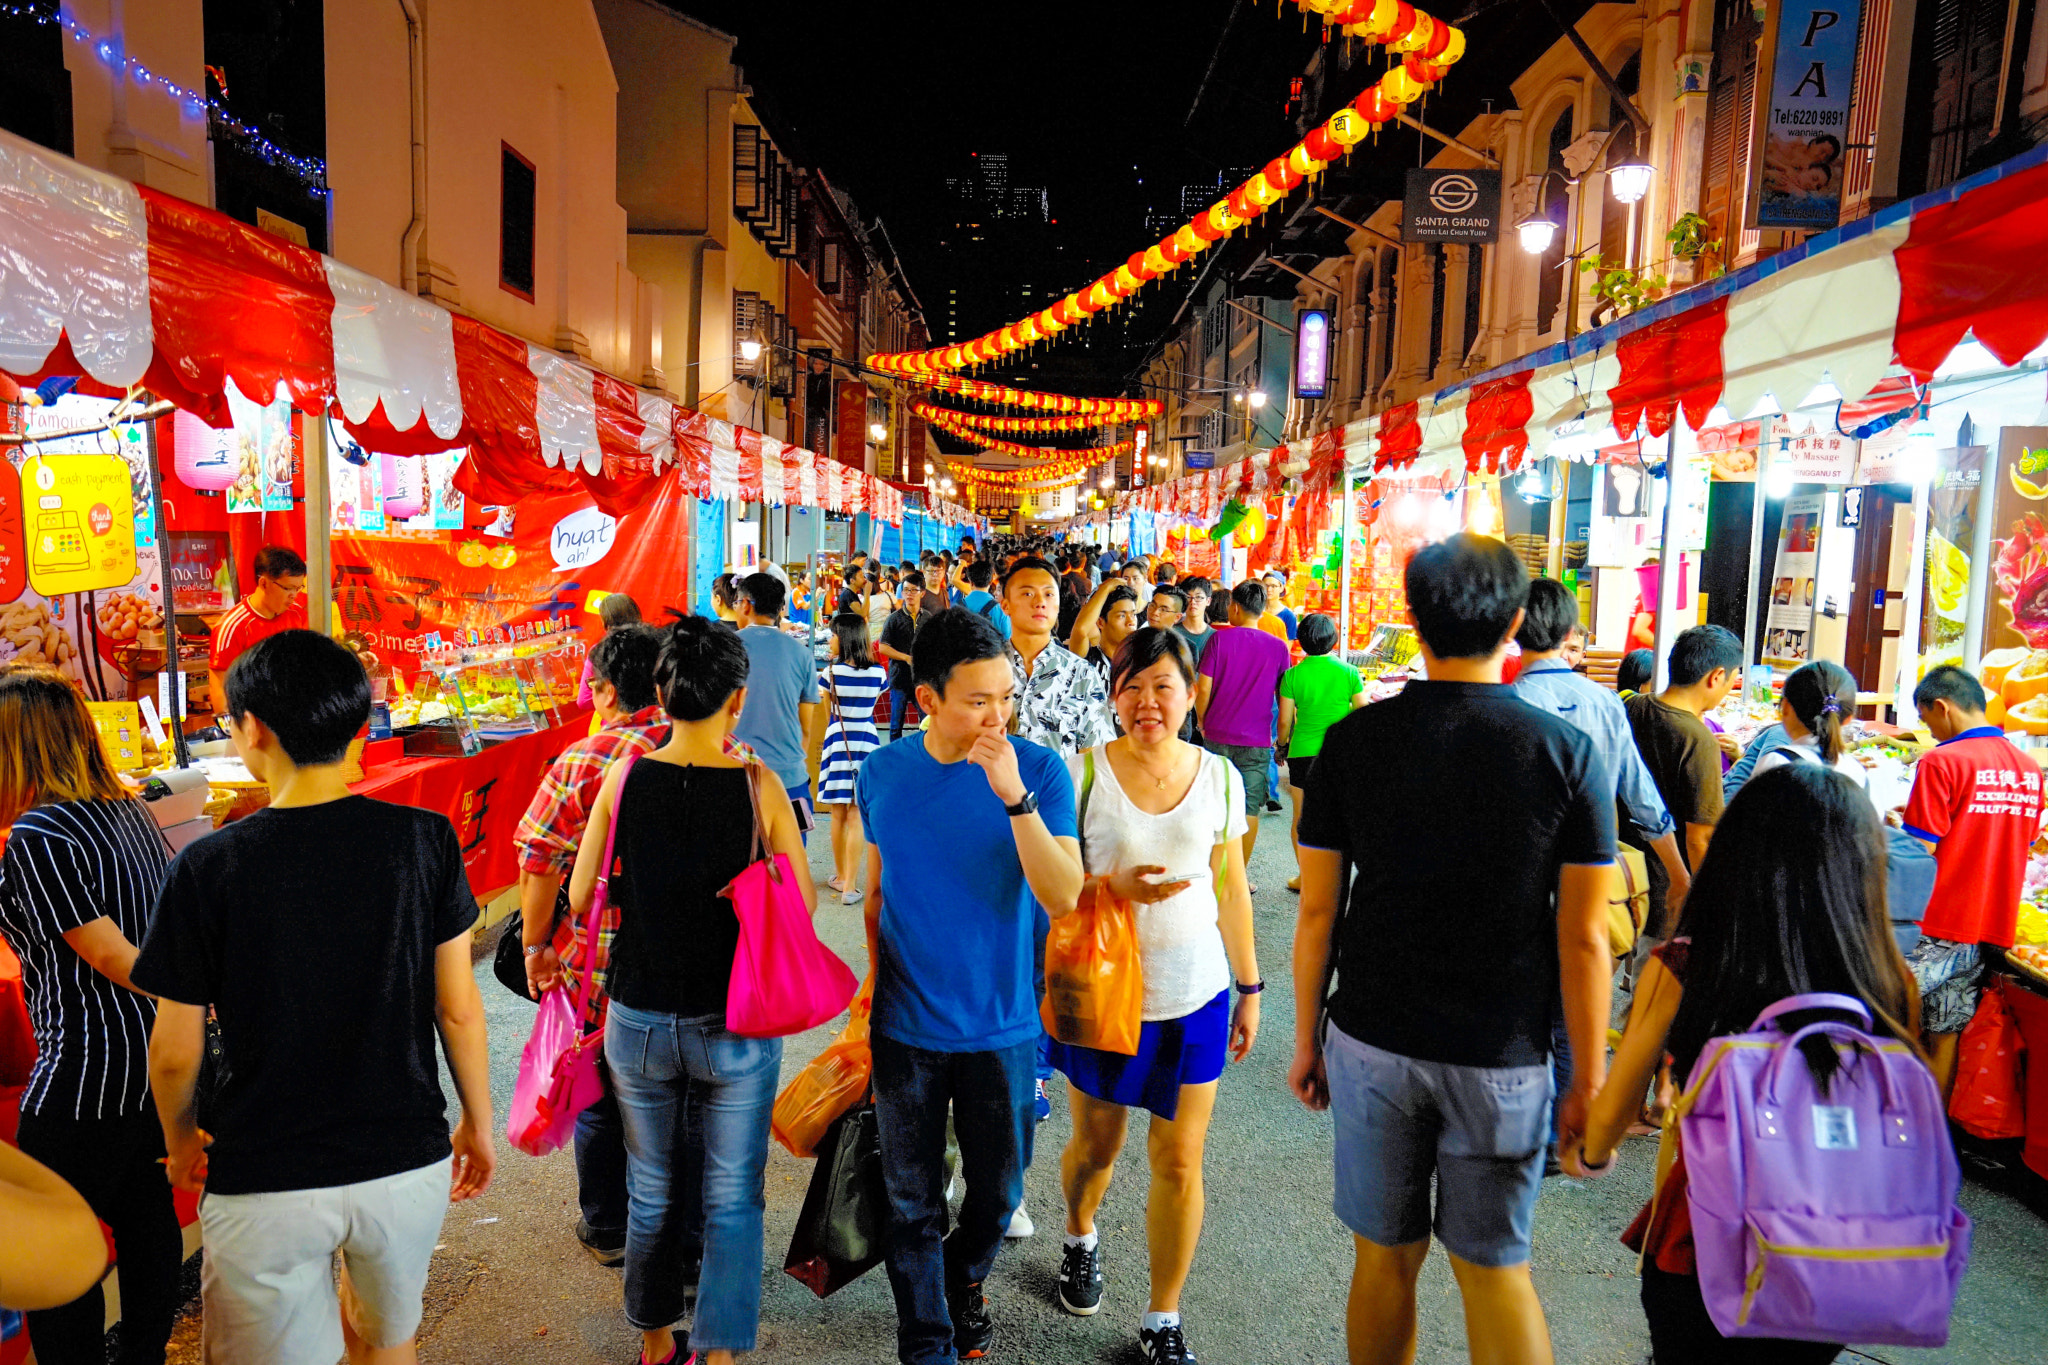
[1700,0,1762,266]
[501,144,537,302]
[1536,109,1574,334]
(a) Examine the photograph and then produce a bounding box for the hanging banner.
[328,415,385,534]
[1764,491,1826,665]
[259,403,299,513]
[1752,0,1865,231]
[1981,430,2048,679]
[1920,445,1984,669]
[1296,309,1331,398]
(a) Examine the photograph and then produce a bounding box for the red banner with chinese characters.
[330,467,699,678]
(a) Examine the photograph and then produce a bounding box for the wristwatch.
[1003,791,1039,817]
[523,943,547,958]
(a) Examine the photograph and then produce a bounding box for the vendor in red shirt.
[208,546,308,714]
[1900,664,2046,1096]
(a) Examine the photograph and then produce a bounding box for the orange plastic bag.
[1949,978,2027,1140]
[1041,880,1144,1056]
[773,977,875,1158]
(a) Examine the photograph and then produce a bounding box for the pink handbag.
[723,763,858,1038]
[507,754,637,1157]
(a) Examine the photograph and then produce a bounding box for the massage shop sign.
[0,395,164,700]
[1752,0,1866,231]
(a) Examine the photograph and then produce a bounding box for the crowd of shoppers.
[0,526,2019,1365]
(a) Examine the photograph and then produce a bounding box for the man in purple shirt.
[1195,579,1292,868]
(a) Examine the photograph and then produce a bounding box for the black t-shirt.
[609,762,755,1015]
[131,796,478,1195]
[1299,681,1615,1068]
[880,608,922,692]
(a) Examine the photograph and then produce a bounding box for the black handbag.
[492,911,531,998]
[195,1011,230,1133]
[784,1102,888,1297]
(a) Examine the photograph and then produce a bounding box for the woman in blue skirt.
[1049,627,1262,1365]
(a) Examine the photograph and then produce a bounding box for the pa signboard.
[1402,167,1501,243]
[1296,309,1330,398]
[1751,0,1865,231]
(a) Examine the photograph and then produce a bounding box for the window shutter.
[733,126,763,221]
[1700,0,1760,257]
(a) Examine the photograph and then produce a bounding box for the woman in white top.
[1749,660,1872,803]
[1047,627,1261,1365]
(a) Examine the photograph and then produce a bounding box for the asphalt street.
[399,790,2048,1365]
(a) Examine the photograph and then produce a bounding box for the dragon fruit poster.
[1984,429,2048,732]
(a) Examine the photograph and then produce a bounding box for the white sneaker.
[1004,1202,1035,1239]
[841,887,863,905]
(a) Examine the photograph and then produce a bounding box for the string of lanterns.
[925,426,1135,465]
[0,1,330,191]
[913,402,1109,435]
[952,451,1105,488]
[868,0,1464,378]
[905,373,1161,417]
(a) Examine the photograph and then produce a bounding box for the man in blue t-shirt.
[857,608,1082,1365]
[958,557,1010,637]
[733,573,820,835]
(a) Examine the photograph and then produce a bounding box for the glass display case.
[390,634,583,755]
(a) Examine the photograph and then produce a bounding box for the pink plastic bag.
[723,764,857,1038]
[507,754,636,1156]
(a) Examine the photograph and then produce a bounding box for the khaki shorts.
[198,1156,451,1365]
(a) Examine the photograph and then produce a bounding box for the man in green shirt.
[1279,613,1367,892]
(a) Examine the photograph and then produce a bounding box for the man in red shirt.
[1901,665,2045,1095]
[208,546,308,714]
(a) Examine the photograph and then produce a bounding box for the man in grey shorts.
[1292,535,1616,1364]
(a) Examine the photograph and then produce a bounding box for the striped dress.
[819,661,888,804]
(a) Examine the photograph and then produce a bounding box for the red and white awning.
[0,127,914,526]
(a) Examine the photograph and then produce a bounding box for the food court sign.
[1751,0,1865,231]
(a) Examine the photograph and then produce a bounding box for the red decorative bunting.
[1376,400,1421,470]
[1893,160,2048,380]
[1609,296,1729,439]
[1461,371,1535,474]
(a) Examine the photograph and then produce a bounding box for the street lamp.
[1607,162,1654,205]
[1248,390,1268,409]
[1515,217,1559,254]
[738,336,762,363]
[869,421,888,443]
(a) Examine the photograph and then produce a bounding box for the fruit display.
[95,591,165,642]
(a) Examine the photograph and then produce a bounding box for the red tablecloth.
[350,712,591,899]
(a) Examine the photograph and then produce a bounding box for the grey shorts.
[1907,935,1989,1035]
[1325,1024,1551,1267]
[1206,741,1271,815]
[198,1156,452,1364]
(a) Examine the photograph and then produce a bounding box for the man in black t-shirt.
[136,631,495,1365]
[876,571,929,741]
[1294,534,1615,1364]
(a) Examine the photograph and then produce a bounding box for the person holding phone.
[1048,627,1261,1365]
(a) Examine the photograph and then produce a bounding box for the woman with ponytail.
[1749,660,1871,803]
[569,615,814,1365]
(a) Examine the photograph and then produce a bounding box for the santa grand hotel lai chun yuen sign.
[1403,167,1501,243]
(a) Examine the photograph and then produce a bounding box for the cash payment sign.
[21,453,136,595]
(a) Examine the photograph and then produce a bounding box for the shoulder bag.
[506,753,636,1157]
[723,763,859,1037]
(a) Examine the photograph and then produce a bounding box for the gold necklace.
[1128,746,1182,790]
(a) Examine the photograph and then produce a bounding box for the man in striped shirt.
[514,624,666,1266]
[207,545,307,715]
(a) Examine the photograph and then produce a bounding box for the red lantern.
[1384,1,1417,43]
[1404,53,1451,83]
[1354,86,1398,123]
[1266,156,1305,190]
[1422,15,1451,56]
[1128,250,1156,280]
[1227,183,1260,218]
[1304,127,1341,161]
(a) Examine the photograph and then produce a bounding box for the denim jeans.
[604,1001,781,1350]
[573,1053,647,1244]
[890,686,913,741]
[872,1033,1036,1365]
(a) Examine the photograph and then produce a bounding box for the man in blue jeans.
[877,571,931,742]
[858,608,1084,1363]
[733,573,819,838]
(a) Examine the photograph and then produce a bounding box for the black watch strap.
[1235,979,1265,994]
[1004,790,1039,817]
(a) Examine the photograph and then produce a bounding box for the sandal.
[825,875,846,893]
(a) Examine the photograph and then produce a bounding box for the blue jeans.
[604,1002,782,1350]
[574,1053,630,1241]
[891,686,913,741]
[1266,700,1281,803]
[873,1033,1036,1364]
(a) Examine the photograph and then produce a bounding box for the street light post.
[1515,157,1655,341]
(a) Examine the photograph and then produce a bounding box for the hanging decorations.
[921,415,1135,462]
[911,402,1108,435]
[903,373,1161,417]
[867,0,1465,377]
[954,451,1102,488]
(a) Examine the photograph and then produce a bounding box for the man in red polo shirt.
[209,546,308,714]
[1901,664,2046,1096]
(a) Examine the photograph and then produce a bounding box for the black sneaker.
[1140,1321,1198,1364]
[575,1218,625,1267]
[1057,1239,1103,1316]
[948,1280,994,1359]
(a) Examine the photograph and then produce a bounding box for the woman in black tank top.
[569,617,814,1365]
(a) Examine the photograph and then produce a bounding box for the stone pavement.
[403,787,2048,1365]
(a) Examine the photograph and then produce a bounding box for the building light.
[869,421,888,442]
[737,337,762,363]
[1516,218,1560,255]
[1607,163,1654,205]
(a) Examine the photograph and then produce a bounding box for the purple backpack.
[1677,993,1971,1347]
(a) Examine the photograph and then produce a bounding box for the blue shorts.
[1047,990,1229,1121]
[1325,1023,1551,1268]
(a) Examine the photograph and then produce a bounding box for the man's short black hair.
[252,545,307,580]
[1180,576,1212,597]
[1666,624,1742,687]
[1297,613,1338,656]
[1230,580,1267,618]
[1515,578,1581,653]
[738,572,785,619]
[589,623,662,713]
[226,630,371,766]
[912,607,1007,696]
[1914,664,1987,715]
[1152,585,1188,614]
[1001,555,1057,593]
[964,559,994,589]
[1404,533,1529,660]
[902,569,927,591]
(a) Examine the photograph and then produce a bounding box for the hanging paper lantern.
[1326,107,1370,148]
[1142,243,1174,275]
[1405,53,1452,84]
[1232,504,1268,549]
[1303,127,1341,161]
[171,409,242,491]
[1287,144,1327,177]
[1113,264,1142,294]
[382,454,425,520]
[1267,156,1307,189]
[1354,86,1399,123]
[1391,9,1434,50]
[1381,65,1428,104]
[1439,25,1466,63]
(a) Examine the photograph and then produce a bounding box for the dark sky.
[667,1,1318,362]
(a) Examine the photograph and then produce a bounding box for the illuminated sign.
[1296,309,1330,399]
[22,452,136,595]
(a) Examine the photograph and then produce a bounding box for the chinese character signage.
[1402,167,1501,243]
[1296,309,1330,399]
[1780,426,1858,483]
[1753,0,1865,231]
